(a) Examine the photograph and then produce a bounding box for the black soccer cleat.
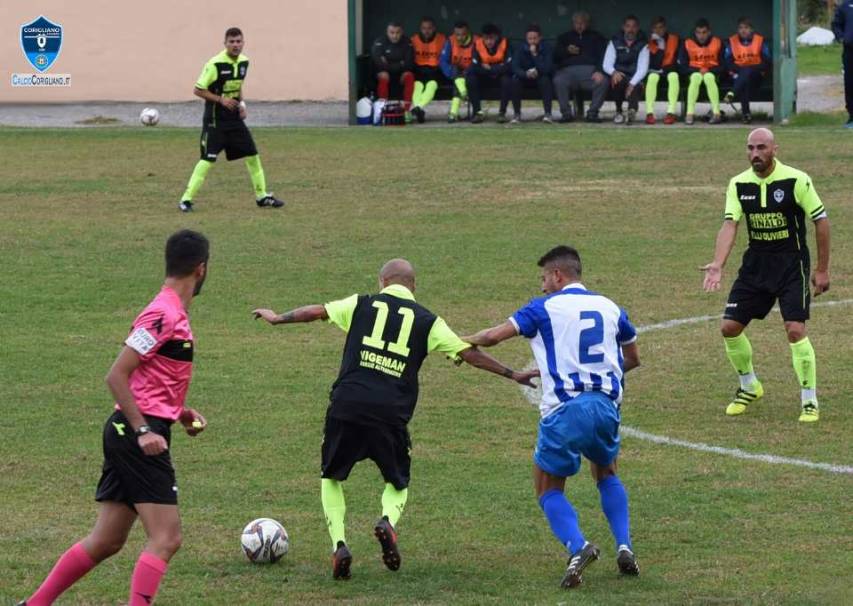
[617,546,640,576]
[256,195,285,208]
[561,542,600,589]
[332,541,352,580]
[412,106,426,124]
[374,516,401,571]
[179,200,194,212]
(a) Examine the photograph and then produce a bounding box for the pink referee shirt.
[120,286,194,421]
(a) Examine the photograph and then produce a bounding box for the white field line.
[519,297,853,475]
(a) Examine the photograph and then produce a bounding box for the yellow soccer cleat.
[725,381,764,416]
[798,401,819,423]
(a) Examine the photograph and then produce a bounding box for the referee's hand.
[812,270,830,296]
[138,432,168,456]
[700,262,723,292]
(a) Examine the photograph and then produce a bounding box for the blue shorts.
[533,392,621,478]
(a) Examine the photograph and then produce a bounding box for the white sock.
[801,389,817,405]
[738,372,758,390]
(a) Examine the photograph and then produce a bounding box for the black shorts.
[414,66,444,84]
[95,411,177,507]
[321,411,411,490]
[724,251,811,325]
[200,120,257,162]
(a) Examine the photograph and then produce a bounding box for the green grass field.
[1,125,852,605]
[797,44,844,76]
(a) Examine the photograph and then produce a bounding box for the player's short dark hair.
[695,18,711,30]
[453,20,470,31]
[224,27,243,39]
[526,23,542,34]
[651,16,667,27]
[737,16,753,27]
[482,23,501,36]
[538,246,582,277]
[388,20,403,28]
[165,230,209,277]
[624,14,640,25]
[420,16,436,25]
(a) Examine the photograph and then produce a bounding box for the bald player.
[702,129,830,422]
[252,259,538,580]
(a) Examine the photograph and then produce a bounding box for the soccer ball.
[139,107,160,126]
[241,518,289,563]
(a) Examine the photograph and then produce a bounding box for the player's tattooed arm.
[252,305,329,325]
[459,347,539,387]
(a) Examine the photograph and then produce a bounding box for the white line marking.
[519,297,853,475]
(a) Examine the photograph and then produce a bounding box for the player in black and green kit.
[702,128,831,422]
[252,259,538,580]
[179,27,283,212]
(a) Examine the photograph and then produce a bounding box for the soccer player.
[410,16,446,123]
[701,129,831,422]
[252,259,537,580]
[371,21,415,118]
[511,24,555,124]
[466,23,513,124]
[723,17,771,124]
[18,230,210,606]
[464,246,641,589]
[644,16,680,125]
[439,21,477,123]
[677,18,723,125]
[179,27,284,212]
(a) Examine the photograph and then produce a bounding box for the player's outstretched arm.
[462,320,519,347]
[621,342,641,373]
[700,220,738,292]
[252,305,329,325]
[458,347,539,387]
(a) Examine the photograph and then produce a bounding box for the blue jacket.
[723,34,772,71]
[512,40,554,78]
[833,1,853,46]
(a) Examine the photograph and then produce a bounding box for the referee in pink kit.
[20,230,210,606]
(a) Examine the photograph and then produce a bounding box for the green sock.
[724,333,758,389]
[687,72,702,115]
[181,160,213,202]
[420,80,438,109]
[454,77,467,99]
[790,337,817,403]
[450,96,461,117]
[412,81,424,107]
[381,483,408,526]
[244,155,268,200]
[703,72,720,113]
[644,73,660,114]
[666,72,680,114]
[321,479,346,549]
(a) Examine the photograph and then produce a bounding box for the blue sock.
[597,475,631,550]
[538,489,586,555]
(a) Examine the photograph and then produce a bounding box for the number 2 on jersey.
[578,310,604,363]
[362,301,414,357]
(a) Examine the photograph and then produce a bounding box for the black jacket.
[553,29,607,70]
[832,1,853,46]
[371,35,414,72]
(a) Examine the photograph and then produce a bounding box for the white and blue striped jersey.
[509,283,637,418]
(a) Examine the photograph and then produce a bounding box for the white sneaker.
[613,112,626,124]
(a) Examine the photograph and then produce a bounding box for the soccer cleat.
[685,114,695,125]
[616,545,640,576]
[798,401,819,423]
[179,200,194,213]
[561,542,600,589]
[471,111,485,124]
[726,381,764,416]
[447,112,458,123]
[256,195,285,208]
[613,112,625,124]
[412,106,426,124]
[663,113,677,125]
[708,114,722,125]
[645,113,656,125]
[542,114,553,124]
[374,516,401,571]
[332,541,353,580]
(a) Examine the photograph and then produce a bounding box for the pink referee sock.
[28,542,96,606]
[129,551,169,606]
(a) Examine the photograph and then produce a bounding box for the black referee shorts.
[321,411,412,490]
[724,251,811,325]
[199,120,257,162]
[95,411,178,508]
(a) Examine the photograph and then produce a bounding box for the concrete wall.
[1,0,348,102]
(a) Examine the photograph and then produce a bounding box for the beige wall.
[1,0,348,102]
